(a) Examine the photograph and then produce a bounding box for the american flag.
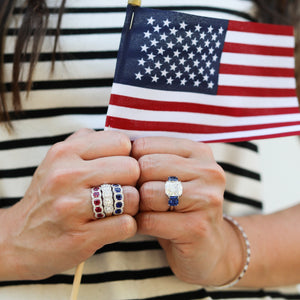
[105,5,300,142]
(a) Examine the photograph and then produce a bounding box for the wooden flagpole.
[69,0,141,299]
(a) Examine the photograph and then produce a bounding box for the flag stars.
[147,52,156,60]
[215,41,221,48]
[167,41,175,49]
[179,57,186,65]
[155,60,162,69]
[163,19,171,27]
[173,49,181,57]
[145,66,153,74]
[170,63,177,71]
[184,65,191,73]
[200,32,206,39]
[210,68,215,75]
[212,54,218,61]
[208,81,214,89]
[208,25,213,33]
[186,30,193,38]
[197,46,203,53]
[150,39,159,46]
[170,27,178,35]
[182,43,190,51]
[175,70,183,78]
[167,77,174,85]
[144,31,151,38]
[164,55,172,63]
[180,78,187,86]
[189,72,196,80]
[138,58,146,66]
[188,52,195,59]
[198,67,204,74]
[161,69,168,77]
[157,47,165,55]
[177,36,184,44]
[141,44,149,52]
[135,72,143,80]
[203,74,209,81]
[191,38,198,46]
[211,33,217,41]
[204,39,210,47]
[195,24,202,32]
[208,47,214,55]
[160,33,168,41]
[153,24,161,32]
[218,27,224,34]
[180,21,187,29]
[147,17,155,25]
[194,79,201,87]
[151,74,159,82]
[201,53,208,61]
[193,59,200,67]
[206,61,212,68]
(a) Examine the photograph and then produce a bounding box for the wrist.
[202,215,249,287]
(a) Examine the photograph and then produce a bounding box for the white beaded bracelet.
[211,214,251,289]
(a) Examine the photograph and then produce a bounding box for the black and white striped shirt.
[1,0,299,299]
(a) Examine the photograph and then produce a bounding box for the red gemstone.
[96,213,105,218]
[93,192,100,198]
[94,199,100,206]
[95,207,102,213]
[92,187,100,191]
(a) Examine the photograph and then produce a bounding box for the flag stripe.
[220,52,295,68]
[219,64,295,77]
[105,116,300,134]
[109,95,300,117]
[222,42,294,57]
[107,105,300,127]
[227,19,294,36]
[111,83,298,108]
[105,125,300,143]
[217,86,297,97]
[224,30,294,48]
[218,74,296,89]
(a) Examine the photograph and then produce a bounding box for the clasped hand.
[0,130,241,286]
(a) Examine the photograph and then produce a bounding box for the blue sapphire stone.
[114,187,121,193]
[116,201,123,208]
[115,209,122,214]
[168,196,179,206]
[168,176,178,181]
[116,194,123,200]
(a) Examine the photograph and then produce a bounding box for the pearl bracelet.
[211,214,251,289]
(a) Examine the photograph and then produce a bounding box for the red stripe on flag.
[219,64,295,77]
[105,116,300,134]
[217,86,297,97]
[228,20,294,36]
[110,94,300,116]
[222,42,294,56]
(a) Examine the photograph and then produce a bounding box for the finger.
[85,214,137,247]
[62,131,132,160]
[65,128,95,141]
[57,186,139,222]
[84,156,140,187]
[139,180,209,212]
[138,153,213,183]
[136,211,204,243]
[132,136,213,160]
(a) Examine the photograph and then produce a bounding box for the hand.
[0,130,140,281]
[132,137,243,286]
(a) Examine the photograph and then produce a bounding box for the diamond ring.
[165,176,183,210]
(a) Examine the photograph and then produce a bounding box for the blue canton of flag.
[114,6,228,95]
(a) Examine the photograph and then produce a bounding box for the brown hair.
[0,0,299,127]
[0,0,66,127]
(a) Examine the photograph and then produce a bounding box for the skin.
[0,129,140,281]
[1,131,300,287]
[132,136,300,287]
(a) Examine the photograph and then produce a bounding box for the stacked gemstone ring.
[91,184,124,219]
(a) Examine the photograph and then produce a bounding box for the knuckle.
[110,132,132,154]
[138,155,155,174]
[118,215,137,237]
[48,141,69,160]
[139,182,156,208]
[124,157,140,181]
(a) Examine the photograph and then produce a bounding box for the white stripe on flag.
[225,31,295,48]
[111,84,298,108]
[220,52,295,68]
[218,74,296,89]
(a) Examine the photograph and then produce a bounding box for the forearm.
[235,203,300,287]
